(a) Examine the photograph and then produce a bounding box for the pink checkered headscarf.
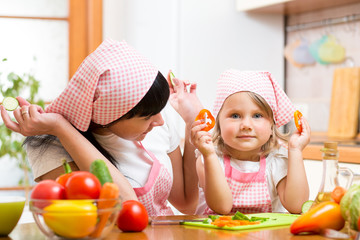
[213,70,295,128]
[46,39,158,131]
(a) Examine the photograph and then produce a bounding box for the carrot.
[90,182,120,238]
[331,186,347,204]
[211,216,260,227]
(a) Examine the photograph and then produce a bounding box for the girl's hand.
[1,96,66,136]
[289,115,311,151]
[167,71,203,125]
[190,120,215,157]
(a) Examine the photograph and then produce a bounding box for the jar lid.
[321,141,338,154]
[324,142,337,150]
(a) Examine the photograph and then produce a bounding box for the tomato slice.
[195,109,215,131]
[294,110,303,133]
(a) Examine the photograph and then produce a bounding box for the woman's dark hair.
[23,71,169,168]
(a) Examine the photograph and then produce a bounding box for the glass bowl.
[29,198,121,239]
[0,196,26,236]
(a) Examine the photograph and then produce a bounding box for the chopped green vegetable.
[208,215,219,221]
[202,218,212,224]
[249,216,269,223]
[232,211,268,222]
[232,211,250,221]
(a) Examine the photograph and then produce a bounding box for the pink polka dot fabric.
[46,39,158,131]
[213,70,295,128]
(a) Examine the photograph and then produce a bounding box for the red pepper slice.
[195,109,215,131]
[294,110,303,133]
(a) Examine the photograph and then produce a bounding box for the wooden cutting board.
[328,67,360,138]
[182,213,299,231]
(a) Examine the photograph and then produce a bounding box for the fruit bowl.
[30,198,121,239]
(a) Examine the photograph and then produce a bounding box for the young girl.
[191,70,310,215]
[1,39,202,216]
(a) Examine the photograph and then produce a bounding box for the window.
[0,0,102,101]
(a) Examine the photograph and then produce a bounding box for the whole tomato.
[30,180,66,208]
[65,171,101,199]
[117,200,149,232]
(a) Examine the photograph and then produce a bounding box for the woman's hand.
[167,71,203,125]
[1,96,66,136]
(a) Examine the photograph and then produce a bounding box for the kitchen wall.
[285,2,360,132]
[284,2,360,200]
[103,0,285,135]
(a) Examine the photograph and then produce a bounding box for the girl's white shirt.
[195,147,289,214]
[27,104,180,186]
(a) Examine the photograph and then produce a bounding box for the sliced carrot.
[211,217,260,227]
[331,186,347,204]
[90,182,120,238]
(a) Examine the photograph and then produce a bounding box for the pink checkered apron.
[134,142,174,216]
[203,155,272,214]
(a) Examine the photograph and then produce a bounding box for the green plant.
[0,58,45,188]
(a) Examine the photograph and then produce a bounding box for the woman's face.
[106,113,164,141]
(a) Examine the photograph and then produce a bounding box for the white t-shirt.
[195,147,289,214]
[27,104,181,186]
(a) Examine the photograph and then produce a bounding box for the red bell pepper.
[294,110,303,133]
[290,201,345,235]
[195,109,215,131]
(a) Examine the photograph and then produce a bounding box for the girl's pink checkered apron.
[134,142,173,216]
[203,155,272,214]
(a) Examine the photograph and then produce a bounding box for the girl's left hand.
[289,115,311,151]
[167,71,203,125]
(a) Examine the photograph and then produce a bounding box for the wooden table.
[2,215,350,240]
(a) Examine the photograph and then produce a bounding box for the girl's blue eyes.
[230,113,263,119]
[253,113,263,118]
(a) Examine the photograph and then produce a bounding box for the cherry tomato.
[117,200,149,232]
[30,180,66,208]
[65,171,101,199]
[195,109,215,131]
[294,110,303,133]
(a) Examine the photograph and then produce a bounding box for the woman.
[1,39,202,215]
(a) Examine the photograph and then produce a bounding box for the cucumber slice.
[2,97,19,111]
[169,71,176,86]
[301,200,314,213]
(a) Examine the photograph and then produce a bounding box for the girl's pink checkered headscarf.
[213,70,295,128]
[45,39,158,131]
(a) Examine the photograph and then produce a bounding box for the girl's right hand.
[190,120,215,157]
[1,96,66,136]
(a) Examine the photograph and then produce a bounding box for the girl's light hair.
[212,91,289,158]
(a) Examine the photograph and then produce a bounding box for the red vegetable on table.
[117,200,149,232]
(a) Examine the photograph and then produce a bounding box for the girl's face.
[218,92,273,160]
[107,113,164,141]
